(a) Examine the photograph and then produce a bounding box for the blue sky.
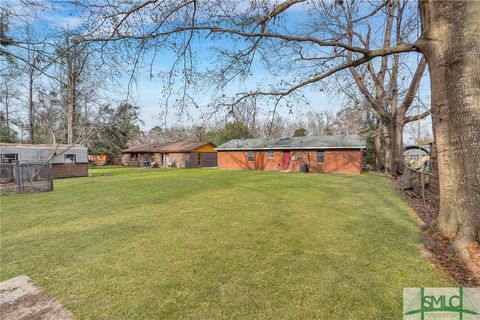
[117,9,341,129]
[4,0,431,142]
[4,0,345,128]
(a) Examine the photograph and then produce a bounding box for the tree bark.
[392,120,405,175]
[373,122,385,171]
[28,64,34,144]
[427,126,439,199]
[66,73,76,144]
[382,123,393,174]
[4,83,10,134]
[346,3,427,177]
[374,117,406,176]
[418,0,480,251]
[66,45,78,145]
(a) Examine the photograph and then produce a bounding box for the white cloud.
[40,13,83,30]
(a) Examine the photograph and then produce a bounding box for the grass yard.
[0,167,451,319]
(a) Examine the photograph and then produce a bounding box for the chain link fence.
[0,161,53,195]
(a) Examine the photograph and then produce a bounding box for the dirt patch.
[0,181,51,195]
[390,177,480,287]
[0,275,74,320]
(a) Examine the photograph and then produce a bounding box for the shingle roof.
[122,142,214,153]
[404,144,431,155]
[215,135,366,151]
[0,143,87,150]
[404,147,429,156]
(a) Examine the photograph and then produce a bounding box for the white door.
[163,153,169,167]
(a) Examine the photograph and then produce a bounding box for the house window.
[64,154,76,163]
[0,153,18,163]
[267,150,274,159]
[131,153,138,160]
[317,151,325,163]
[247,150,254,161]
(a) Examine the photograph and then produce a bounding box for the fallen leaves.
[390,176,480,287]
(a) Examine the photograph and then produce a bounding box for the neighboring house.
[88,154,112,166]
[121,142,217,167]
[0,143,88,178]
[215,135,366,174]
[403,145,431,169]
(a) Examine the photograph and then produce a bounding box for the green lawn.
[0,167,451,319]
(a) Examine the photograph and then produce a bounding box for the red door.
[282,151,291,170]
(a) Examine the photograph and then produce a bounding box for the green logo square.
[403,288,480,319]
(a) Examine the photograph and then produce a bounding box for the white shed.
[0,144,89,178]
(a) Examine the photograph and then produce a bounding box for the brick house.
[215,135,366,174]
[0,143,88,178]
[88,154,109,165]
[121,142,216,167]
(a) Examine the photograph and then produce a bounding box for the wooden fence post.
[13,162,20,194]
[48,161,54,191]
[18,163,24,194]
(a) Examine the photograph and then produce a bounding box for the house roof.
[122,141,214,153]
[215,135,366,151]
[404,148,429,156]
[404,144,431,155]
[0,143,87,151]
[0,143,88,163]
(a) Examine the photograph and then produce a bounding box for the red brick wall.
[52,163,88,178]
[217,149,363,174]
[217,151,282,171]
[153,153,163,165]
[88,154,109,165]
[168,153,189,167]
[321,150,363,174]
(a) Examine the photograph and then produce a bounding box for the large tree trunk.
[419,0,480,251]
[66,57,77,145]
[427,120,440,200]
[66,84,76,144]
[382,123,393,174]
[4,83,10,135]
[391,120,405,175]
[28,64,34,144]
[373,125,385,171]
[382,119,405,176]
